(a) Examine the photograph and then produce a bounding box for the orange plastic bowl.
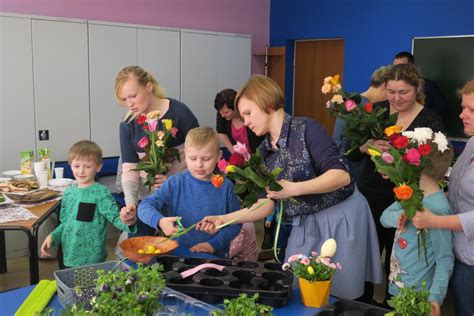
[120,236,178,264]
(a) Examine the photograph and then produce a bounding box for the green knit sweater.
[51,182,136,267]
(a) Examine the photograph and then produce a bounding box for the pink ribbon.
[179,263,225,279]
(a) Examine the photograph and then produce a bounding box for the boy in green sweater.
[41,140,136,267]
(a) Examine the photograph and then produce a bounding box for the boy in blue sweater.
[380,144,454,316]
[138,127,241,258]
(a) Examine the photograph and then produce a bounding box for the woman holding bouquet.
[411,79,474,316]
[346,63,444,303]
[115,66,199,236]
[198,75,383,299]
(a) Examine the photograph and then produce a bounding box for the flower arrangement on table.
[282,239,341,308]
[65,263,165,315]
[367,126,450,264]
[134,111,180,191]
[322,74,398,154]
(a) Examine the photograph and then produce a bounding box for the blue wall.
[270,0,474,112]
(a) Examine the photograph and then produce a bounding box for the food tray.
[5,188,59,203]
[54,260,216,315]
[155,255,293,307]
[315,299,391,315]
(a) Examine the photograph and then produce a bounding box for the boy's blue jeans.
[451,259,474,316]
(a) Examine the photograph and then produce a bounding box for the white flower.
[433,131,449,152]
[402,127,433,145]
[331,94,344,104]
[323,76,333,84]
[282,263,291,271]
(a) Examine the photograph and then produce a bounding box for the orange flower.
[211,174,224,188]
[384,125,402,137]
[393,184,413,200]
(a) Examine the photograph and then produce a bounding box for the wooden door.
[293,39,344,135]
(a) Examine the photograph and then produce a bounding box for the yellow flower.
[147,110,160,119]
[368,149,381,157]
[225,165,235,173]
[155,140,164,147]
[162,119,173,131]
[307,266,315,275]
[330,74,340,86]
[384,125,402,137]
[321,83,331,94]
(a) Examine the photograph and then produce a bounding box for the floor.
[0,222,455,314]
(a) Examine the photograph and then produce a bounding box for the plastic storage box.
[53,260,216,315]
[315,299,391,315]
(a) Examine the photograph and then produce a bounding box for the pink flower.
[344,99,357,111]
[147,118,158,132]
[137,136,149,148]
[233,142,251,161]
[403,148,421,166]
[288,254,303,263]
[300,257,310,265]
[336,262,342,270]
[381,152,394,164]
[311,251,318,257]
[170,127,179,138]
[217,159,230,174]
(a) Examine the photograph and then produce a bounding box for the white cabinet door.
[181,30,218,129]
[0,16,36,171]
[218,34,251,92]
[138,27,181,101]
[89,23,137,157]
[32,19,89,161]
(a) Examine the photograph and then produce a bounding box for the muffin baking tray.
[315,299,391,315]
[155,255,293,307]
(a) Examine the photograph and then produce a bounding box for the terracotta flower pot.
[298,277,331,308]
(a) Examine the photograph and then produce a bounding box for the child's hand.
[120,204,137,226]
[40,235,54,258]
[153,174,168,189]
[158,217,179,236]
[196,216,224,234]
[190,242,215,254]
[430,301,441,316]
[397,212,408,233]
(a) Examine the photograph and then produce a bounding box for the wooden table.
[0,200,60,284]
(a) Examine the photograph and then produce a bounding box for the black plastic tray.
[315,299,391,316]
[154,255,293,307]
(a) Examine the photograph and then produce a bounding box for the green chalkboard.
[413,35,474,138]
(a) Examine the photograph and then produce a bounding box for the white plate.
[0,194,13,207]
[49,178,75,187]
[13,174,36,180]
[0,177,11,183]
[1,170,22,178]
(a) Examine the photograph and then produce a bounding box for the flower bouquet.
[213,142,283,208]
[368,126,450,264]
[134,111,180,191]
[282,239,341,308]
[322,75,398,154]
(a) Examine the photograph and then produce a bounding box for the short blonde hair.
[68,140,103,165]
[458,79,474,97]
[370,65,392,88]
[184,127,220,152]
[235,75,285,114]
[115,66,166,121]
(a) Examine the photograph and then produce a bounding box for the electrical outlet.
[39,130,49,141]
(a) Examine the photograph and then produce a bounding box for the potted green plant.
[211,293,274,316]
[385,280,431,316]
[282,239,341,308]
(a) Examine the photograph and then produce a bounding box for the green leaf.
[244,167,267,188]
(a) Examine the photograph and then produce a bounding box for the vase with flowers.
[322,75,398,154]
[282,239,341,308]
[133,111,180,191]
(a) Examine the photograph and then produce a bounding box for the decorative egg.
[320,238,337,257]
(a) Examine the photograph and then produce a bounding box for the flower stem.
[273,200,284,263]
[215,198,271,229]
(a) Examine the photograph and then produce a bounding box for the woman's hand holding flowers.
[158,217,180,236]
[360,139,391,154]
[412,208,436,230]
[266,179,296,200]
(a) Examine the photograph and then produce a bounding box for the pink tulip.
[217,159,230,174]
[147,118,158,132]
[344,99,357,111]
[137,136,149,148]
[381,152,394,164]
[233,142,251,161]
